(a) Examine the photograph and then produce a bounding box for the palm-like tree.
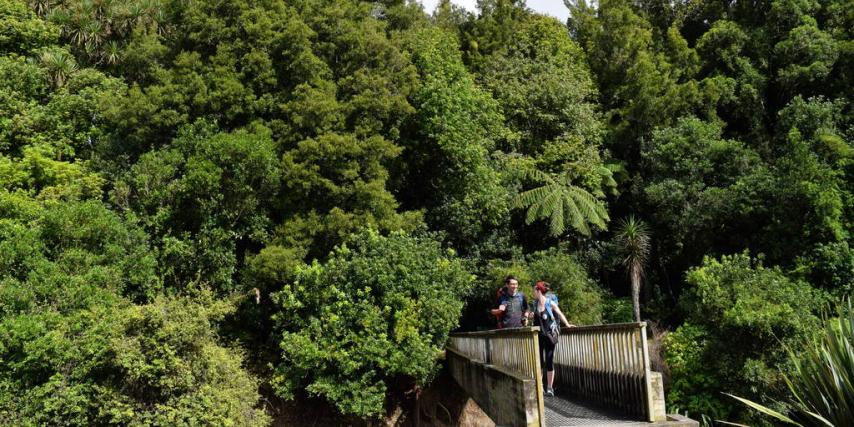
[513,169,609,237]
[38,48,79,88]
[29,0,52,16]
[615,215,650,322]
[102,40,121,65]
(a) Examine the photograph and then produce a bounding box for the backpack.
[493,286,507,328]
[538,302,560,345]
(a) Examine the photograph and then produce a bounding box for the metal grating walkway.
[544,393,651,427]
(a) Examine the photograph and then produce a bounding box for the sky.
[419,0,570,22]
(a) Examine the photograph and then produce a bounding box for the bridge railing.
[447,327,545,426]
[554,322,660,421]
[448,327,541,379]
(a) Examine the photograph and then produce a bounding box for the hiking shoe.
[545,388,554,397]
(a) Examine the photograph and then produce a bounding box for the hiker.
[539,280,559,307]
[532,281,573,397]
[490,276,529,328]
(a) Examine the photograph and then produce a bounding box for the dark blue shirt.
[498,292,528,328]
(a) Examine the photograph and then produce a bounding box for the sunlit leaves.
[513,168,608,237]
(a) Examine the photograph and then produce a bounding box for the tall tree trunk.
[631,264,641,322]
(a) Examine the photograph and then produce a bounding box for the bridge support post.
[530,329,545,427]
[641,323,656,422]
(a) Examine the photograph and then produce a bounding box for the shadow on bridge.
[445,323,698,427]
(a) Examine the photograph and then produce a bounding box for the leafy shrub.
[601,296,634,324]
[0,200,268,425]
[111,121,281,292]
[729,300,854,426]
[271,230,474,418]
[483,248,605,325]
[665,252,823,422]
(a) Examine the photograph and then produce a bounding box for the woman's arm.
[551,302,574,328]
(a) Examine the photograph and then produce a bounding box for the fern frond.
[512,170,610,237]
[564,195,591,236]
[549,200,565,236]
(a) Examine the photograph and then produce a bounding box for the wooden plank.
[641,322,654,422]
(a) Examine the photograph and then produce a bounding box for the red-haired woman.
[532,281,573,397]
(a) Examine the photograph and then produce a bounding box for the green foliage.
[796,241,854,296]
[39,0,169,66]
[111,122,280,291]
[513,168,609,237]
[642,117,764,269]
[458,0,528,71]
[277,131,420,260]
[694,19,767,137]
[476,12,614,240]
[0,198,159,301]
[0,0,851,422]
[0,196,266,425]
[774,17,839,95]
[601,296,634,324]
[666,252,824,421]
[0,53,125,157]
[271,231,473,418]
[400,26,510,250]
[665,324,728,418]
[479,14,602,162]
[483,248,605,325]
[0,0,59,54]
[729,300,854,426]
[0,291,269,426]
[0,145,104,200]
[614,215,651,321]
[762,97,851,262]
[567,0,706,149]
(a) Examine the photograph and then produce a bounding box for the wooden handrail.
[448,326,540,337]
[556,322,647,374]
[448,326,546,426]
[448,327,542,378]
[560,321,645,333]
[447,323,666,424]
[553,322,655,421]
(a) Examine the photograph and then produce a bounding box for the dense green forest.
[0,0,851,424]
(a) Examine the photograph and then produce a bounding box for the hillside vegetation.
[0,0,850,424]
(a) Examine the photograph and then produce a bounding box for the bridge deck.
[544,393,651,427]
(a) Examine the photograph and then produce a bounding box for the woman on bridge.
[531,281,573,397]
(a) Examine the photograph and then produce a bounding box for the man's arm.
[491,295,508,315]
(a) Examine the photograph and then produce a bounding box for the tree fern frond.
[531,192,561,226]
[549,200,565,236]
[564,196,591,236]
[514,185,555,209]
[567,186,609,228]
[513,170,611,237]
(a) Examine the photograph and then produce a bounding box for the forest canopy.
[0,0,850,424]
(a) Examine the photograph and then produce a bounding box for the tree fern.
[513,169,609,236]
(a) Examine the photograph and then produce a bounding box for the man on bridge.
[491,275,529,328]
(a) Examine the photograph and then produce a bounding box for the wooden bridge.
[445,323,698,427]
